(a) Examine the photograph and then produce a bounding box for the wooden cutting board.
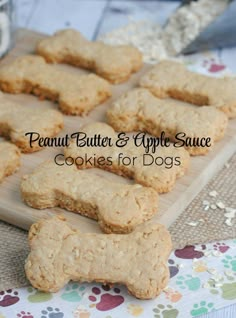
[0,28,235,233]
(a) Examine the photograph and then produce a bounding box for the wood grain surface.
[0,28,235,233]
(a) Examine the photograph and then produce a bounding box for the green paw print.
[61,283,86,302]
[191,301,214,317]
[208,277,236,300]
[222,255,236,272]
[176,275,200,291]
[153,304,179,318]
[27,287,52,303]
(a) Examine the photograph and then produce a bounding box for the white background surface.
[13,1,236,317]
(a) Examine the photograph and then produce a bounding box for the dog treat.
[0,93,63,152]
[140,60,236,118]
[64,122,190,193]
[21,161,158,234]
[0,55,111,115]
[25,217,172,299]
[0,141,21,183]
[107,88,228,156]
[36,29,143,84]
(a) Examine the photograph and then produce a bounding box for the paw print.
[222,255,236,272]
[213,242,229,254]
[127,303,144,316]
[175,245,206,259]
[0,289,19,307]
[202,58,226,73]
[168,259,179,278]
[17,311,33,318]
[193,260,208,273]
[190,301,214,316]
[153,304,179,318]
[73,306,90,318]
[176,275,201,291]
[207,276,224,296]
[208,276,236,300]
[88,285,124,311]
[41,307,64,318]
[164,288,182,303]
[27,287,52,303]
[61,283,85,302]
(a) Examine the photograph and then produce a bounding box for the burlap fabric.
[170,153,236,249]
[0,154,235,291]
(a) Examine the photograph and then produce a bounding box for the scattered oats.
[194,246,202,252]
[213,274,224,282]
[177,263,185,269]
[210,204,217,210]
[99,20,168,64]
[203,282,211,289]
[216,201,225,209]
[74,305,88,314]
[224,269,234,277]
[204,250,212,257]
[207,268,217,275]
[225,207,236,214]
[195,246,204,251]
[100,0,229,62]
[203,200,210,206]
[209,190,218,197]
[199,218,205,222]
[187,221,199,226]
[162,0,229,56]
[212,250,222,257]
[224,162,230,168]
[224,211,236,218]
[204,205,210,211]
[225,218,233,227]
[163,286,172,292]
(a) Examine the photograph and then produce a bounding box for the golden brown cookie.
[64,122,190,193]
[0,55,111,115]
[0,141,21,183]
[0,93,64,152]
[140,60,236,118]
[36,29,143,84]
[107,88,228,156]
[25,217,172,299]
[21,161,158,234]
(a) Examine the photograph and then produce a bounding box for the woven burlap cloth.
[0,153,235,291]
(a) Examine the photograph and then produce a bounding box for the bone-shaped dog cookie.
[36,29,143,84]
[0,141,20,183]
[140,60,236,119]
[25,217,172,299]
[64,122,190,193]
[0,55,111,115]
[107,88,228,156]
[0,93,63,152]
[21,161,158,233]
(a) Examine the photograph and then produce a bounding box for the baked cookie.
[0,55,111,115]
[140,60,236,118]
[64,122,190,193]
[107,88,228,156]
[0,141,21,183]
[21,161,158,234]
[0,93,63,152]
[36,29,143,84]
[25,216,172,299]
